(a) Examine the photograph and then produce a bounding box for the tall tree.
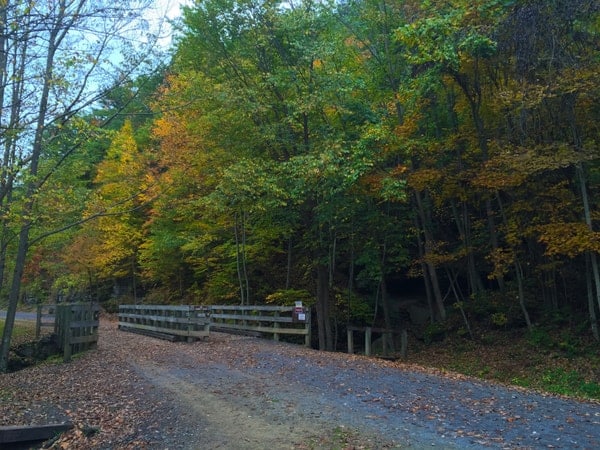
[0,0,158,373]
[74,121,150,296]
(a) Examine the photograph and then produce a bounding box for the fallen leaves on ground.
[0,318,159,449]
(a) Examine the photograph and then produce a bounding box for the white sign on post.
[294,301,305,322]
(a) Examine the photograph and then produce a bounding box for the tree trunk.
[413,214,435,323]
[234,212,246,305]
[286,236,292,289]
[450,199,484,295]
[380,278,395,354]
[576,164,600,315]
[0,8,63,372]
[0,224,30,372]
[316,263,333,351]
[515,259,532,332]
[414,189,446,321]
[586,253,600,341]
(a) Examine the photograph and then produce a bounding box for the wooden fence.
[209,305,311,347]
[118,304,311,347]
[347,326,407,358]
[54,303,100,362]
[118,305,211,342]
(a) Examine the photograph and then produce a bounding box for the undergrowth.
[405,325,600,401]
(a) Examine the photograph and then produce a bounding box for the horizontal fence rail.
[118,304,311,347]
[118,304,211,342]
[54,303,100,362]
[210,305,311,347]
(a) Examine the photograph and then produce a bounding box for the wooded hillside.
[1,0,599,356]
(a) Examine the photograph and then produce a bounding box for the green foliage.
[101,298,120,314]
[491,312,508,327]
[526,328,553,349]
[19,0,600,360]
[332,289,374,326]
[540,368,600,399]
[526,326,588,358]
[266,289,314,307]
[424,322,447,345]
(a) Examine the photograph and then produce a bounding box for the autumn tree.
[69,121,151,300]
[0,0,160,372]
[492,0,600,336]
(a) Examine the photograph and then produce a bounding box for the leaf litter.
[0,317,598,449]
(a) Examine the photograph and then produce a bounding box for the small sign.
[293,301,305,322]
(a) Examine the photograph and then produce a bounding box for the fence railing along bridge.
[32,303,404,358]
[118,304,311,346]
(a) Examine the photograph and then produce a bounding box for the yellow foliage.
[407,168,443,191]
[537,222,600,258]
[486,247,514,279]
[394,112,422,138]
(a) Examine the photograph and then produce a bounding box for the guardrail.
[210,305,311,347]
[118,305,211,342]
[54,303,100,362]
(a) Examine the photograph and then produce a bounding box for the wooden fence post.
[365,327,372,356]
[303,310,311,347]
[347,327,354,354]
[35,304,42,339]
[400,329,408,359]
[62,306,72,362]
[273,311,280,342]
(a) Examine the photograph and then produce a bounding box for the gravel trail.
[1,319,599,449]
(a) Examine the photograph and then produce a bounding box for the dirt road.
[1,319,599,449]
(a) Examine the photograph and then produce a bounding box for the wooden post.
[305,311,311,347]
[63,306,72,363]
[205,307,211,336]
[35,304,42,339]
[273,311,280,342]
[400,329,408,359]
[187,306,194,343]
[347,328,354,354]
[54,305,60,335]
[365,326,372,356]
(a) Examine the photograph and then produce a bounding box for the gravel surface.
[1,318,599,449]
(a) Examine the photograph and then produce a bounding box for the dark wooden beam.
[0,423,73,444]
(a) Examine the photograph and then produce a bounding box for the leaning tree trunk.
[413,189,446,321]
[576,164,600,316]
[514,259,532,332]
[586,253,600,341]
[0,8,63,372]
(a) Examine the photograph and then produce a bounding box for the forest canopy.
[1,0,599,357]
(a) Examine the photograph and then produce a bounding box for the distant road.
[0,310,37,321]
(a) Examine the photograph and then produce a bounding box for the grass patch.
[0,318,37,345]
